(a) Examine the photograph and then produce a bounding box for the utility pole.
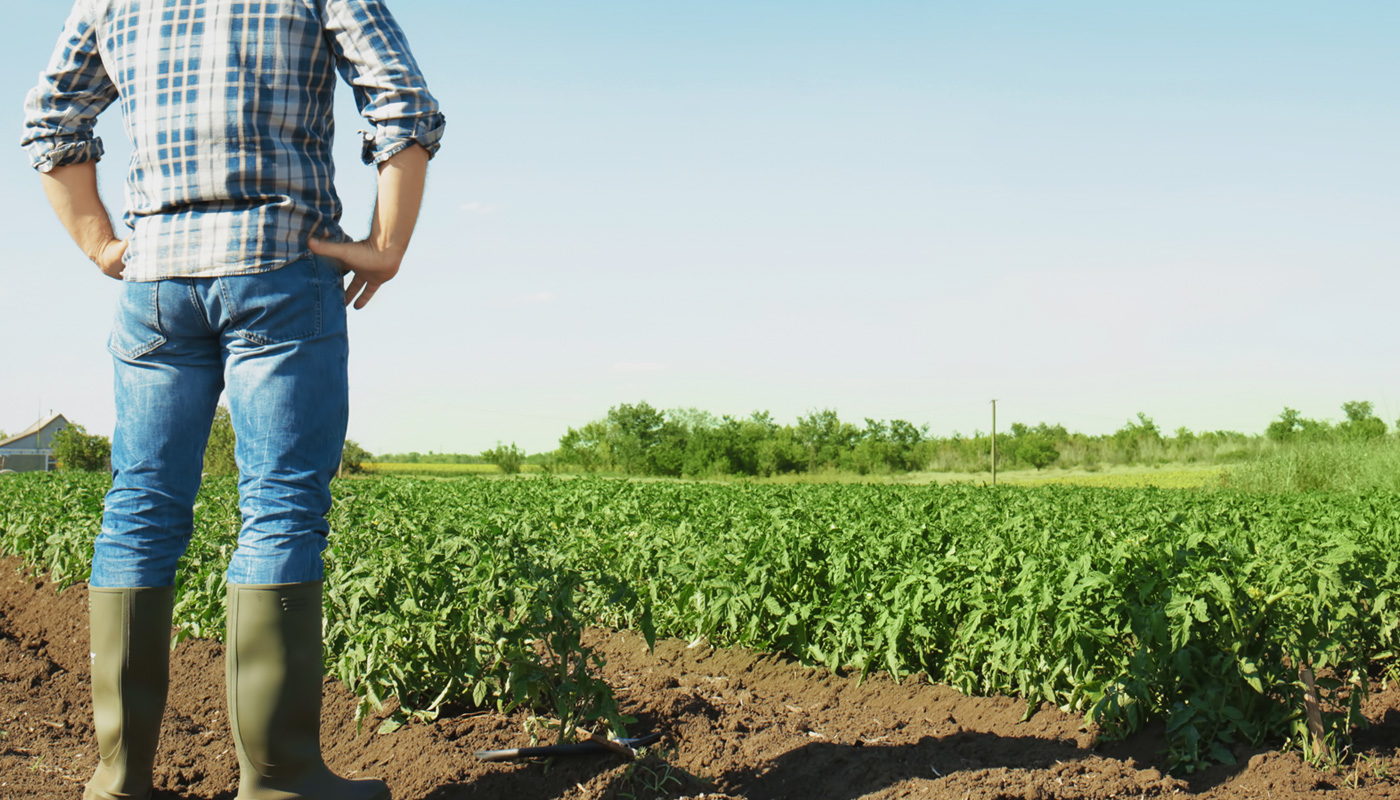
[990,399,998,486]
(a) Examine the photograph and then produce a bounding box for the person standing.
[22,1,444,798]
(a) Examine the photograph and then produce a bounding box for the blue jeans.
[91,255,349,589]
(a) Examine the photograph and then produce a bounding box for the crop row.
[2,473,1397,769]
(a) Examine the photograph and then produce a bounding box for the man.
[22,1,443,798]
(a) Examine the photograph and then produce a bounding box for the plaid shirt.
[21,0,445,280]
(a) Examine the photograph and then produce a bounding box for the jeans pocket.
[108,281,167,360]
[220,257,323,346]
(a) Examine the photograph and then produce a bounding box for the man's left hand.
[308,237,402,309]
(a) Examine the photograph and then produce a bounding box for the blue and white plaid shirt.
[22,0,445,281]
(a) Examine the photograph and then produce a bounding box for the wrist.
[77,217,118,261]
[85,236,117,263]
[369,237,409,262]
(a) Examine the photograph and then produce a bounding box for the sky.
[3,1,1397,455]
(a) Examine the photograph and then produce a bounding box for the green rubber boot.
[84,586,175,800]
[226,582,390,800]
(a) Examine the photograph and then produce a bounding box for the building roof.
[0,413,68,448]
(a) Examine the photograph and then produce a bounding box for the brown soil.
[2,557,1398,799]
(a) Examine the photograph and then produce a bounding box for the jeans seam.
[217,278,234,337]
[314,260,324,335]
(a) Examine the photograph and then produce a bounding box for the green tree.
[649,418,688,477]
[51,423,110,472]
[1266,407,1332,444]
[482,442,526,475]
[679,412,781,477]
[756,424,804,476]
[1016,433,1060,470]
[1266,408,1304,442]
[795,409,858,471]
[556,420,612,472]
[731,412,781,475]
[848,418,906,475]
[1339,400,1387,441]
[886,419,928,471]
[204,405,237,475]
[1112,413,1163,463]
[666,407,718,433]
[341,440,373,474]
[606,401,667,475]
[682,425,731,476]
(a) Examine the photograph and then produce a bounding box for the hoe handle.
[475,732,661,762]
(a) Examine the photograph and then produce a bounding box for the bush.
[51,423,110,472]
[1016,434,1060,470]
[482,442,526,475]
[342,440,373,474]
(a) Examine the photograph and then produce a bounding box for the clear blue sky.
[4,1,1397,454]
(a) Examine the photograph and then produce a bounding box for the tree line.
[29,400,1396,478]
[545,400,1394,478]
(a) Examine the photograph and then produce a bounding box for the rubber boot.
[226,582,390,800]
[84,586,175,800]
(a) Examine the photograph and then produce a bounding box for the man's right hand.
[95,238,128,279]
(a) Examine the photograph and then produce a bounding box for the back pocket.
[108,281,167,360]
[220,258,323,346]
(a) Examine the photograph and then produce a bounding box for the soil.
[2,557,1398,799]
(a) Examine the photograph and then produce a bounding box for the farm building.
[0,413,69,473]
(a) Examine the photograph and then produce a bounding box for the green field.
[2,472,1396,769]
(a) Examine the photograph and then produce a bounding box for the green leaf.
[1239,658,1264,694]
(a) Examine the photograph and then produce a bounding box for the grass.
[1221,440,1400,493]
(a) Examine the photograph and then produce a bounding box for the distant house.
[0,413,70,473]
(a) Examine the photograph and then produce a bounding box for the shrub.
[482,442,526,475]
[342,440,373,474]
[51,423,110,472]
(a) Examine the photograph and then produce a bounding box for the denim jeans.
[91,255,349,589]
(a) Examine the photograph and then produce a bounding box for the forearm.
[366,143,429,262]
[308,142,430,309]
[40,160,120,263]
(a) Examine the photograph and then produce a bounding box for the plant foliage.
[2,473,1397,769]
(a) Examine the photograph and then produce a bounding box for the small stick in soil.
[1300,665,1332,763]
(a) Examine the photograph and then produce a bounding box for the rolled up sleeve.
[323,0,446,165]
[20,1,117,173]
